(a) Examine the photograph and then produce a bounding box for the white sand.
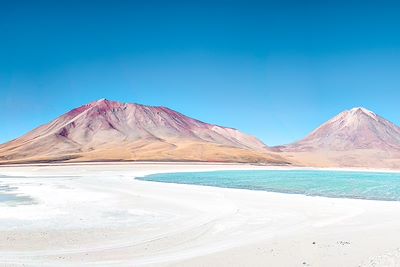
[1,162,400,266]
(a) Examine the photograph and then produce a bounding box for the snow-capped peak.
[348,107,377,120]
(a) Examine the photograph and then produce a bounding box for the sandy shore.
[1,163,400,266]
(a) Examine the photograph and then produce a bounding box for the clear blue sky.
[1,0,400,145]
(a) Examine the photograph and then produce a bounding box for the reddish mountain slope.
[277,107,400,168]
[0,99,286,164]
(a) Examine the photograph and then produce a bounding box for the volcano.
[0,99,286,164]
[277,107,400,168]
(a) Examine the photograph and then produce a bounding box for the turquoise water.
[138,170,400,201]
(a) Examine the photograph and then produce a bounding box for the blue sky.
[1,0,400,145]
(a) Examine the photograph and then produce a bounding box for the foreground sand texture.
[1,163,400,266]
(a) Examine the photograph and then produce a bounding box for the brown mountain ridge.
[2,102,400,169]
[0,99,287,164]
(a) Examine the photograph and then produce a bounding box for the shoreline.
[1,163,400,266]
[2,160,400,173]
[136,178,400,204]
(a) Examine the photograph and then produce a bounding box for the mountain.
[277,107,400,168]
[0,99,287,164]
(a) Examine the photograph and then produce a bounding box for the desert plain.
[1,162,400,267]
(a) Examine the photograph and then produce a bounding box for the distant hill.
[276,107,400,168]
